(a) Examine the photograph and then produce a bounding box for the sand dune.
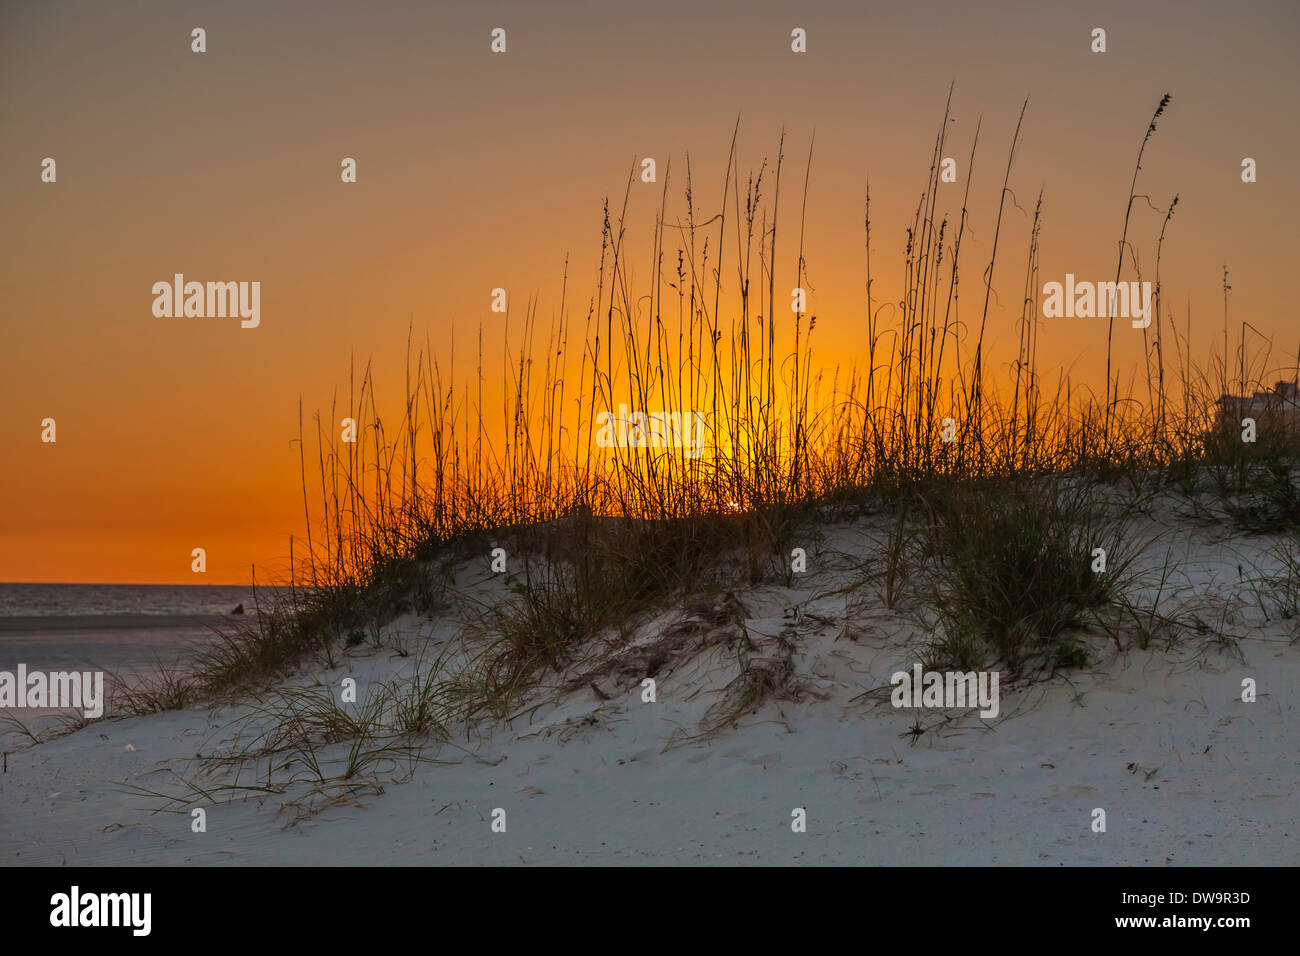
[2,504,1296,866]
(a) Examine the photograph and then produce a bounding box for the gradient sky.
[2,0,1297,583]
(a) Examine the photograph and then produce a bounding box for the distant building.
[1217,379,1300,434]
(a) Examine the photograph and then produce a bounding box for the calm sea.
[0,584,290,730]
[0,582,276,617]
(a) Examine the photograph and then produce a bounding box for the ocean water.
[0,584,288,729]
[0,583,279,618]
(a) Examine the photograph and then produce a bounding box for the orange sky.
[2,0,1298,583]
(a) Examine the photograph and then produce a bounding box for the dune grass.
[915,476,1139,673]
[88,93,1300,822]
[110,93,1299,737]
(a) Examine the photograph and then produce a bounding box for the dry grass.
[109,93,1298,735]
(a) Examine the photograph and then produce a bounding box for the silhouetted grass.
[127,94,1298,719]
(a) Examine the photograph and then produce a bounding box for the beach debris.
[1127,761,1160,781]
[124,743,135,752]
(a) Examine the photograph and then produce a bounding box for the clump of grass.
[454,512,748,720]
[1257,533,1300,636]
[112,662,200,716]
[131,654,456,824]
[880,500,923,609]
[1189,384,1300,532]
[697,630,798,737]
[1051,637,1090,670]
[388,652,457,738]
[1220,461,1300,532]
[190,589,352,696]
[918,476,1133,672]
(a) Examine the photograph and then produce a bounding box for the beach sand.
[2,509,1296,866]
[0,615,227,724]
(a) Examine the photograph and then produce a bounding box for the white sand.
[2,505,1297,866]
